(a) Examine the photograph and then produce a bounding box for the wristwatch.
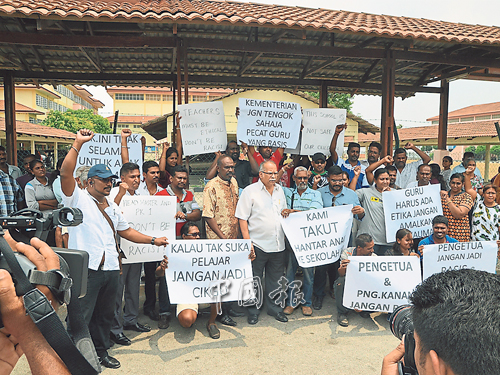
[151,237,156,245]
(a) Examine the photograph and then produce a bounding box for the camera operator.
[60,129,169,369]
[0,230,70,375]
[381,269,500,375]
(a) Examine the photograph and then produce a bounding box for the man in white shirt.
[406,164,432,188]
[236,160,288,324]
[61,129,168,370]
[394,142,431,189]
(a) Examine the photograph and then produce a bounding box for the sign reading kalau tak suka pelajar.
[165,239,254,304]
[343,256,421,313]
[383,184,443,243]
[236,98,302,149]
[281,205,353,268]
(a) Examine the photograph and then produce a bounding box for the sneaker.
[338,313,349,327]
[158,314,170,329]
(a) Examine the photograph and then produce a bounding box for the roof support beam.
[3,71,17,165]
[438,79,449,150]
[380,50,396,157]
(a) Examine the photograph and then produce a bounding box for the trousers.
[111,263,142,335]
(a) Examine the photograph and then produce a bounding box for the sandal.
[206,322,220,339]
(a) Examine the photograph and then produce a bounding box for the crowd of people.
[0,118,499,371]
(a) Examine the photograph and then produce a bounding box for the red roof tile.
[427,102,500,121]
[0,100,44,115]
[1,0,500,45]
[0,118,76,140]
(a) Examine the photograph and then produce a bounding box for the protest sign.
[422,241,498,280]
[281,205,353,267]
[119,195,176,264]
[383,184,443,243]
[165,239,254,304]
[343,256,421,313]
[237,98,301,149]
[301,108,346,156]
[178,102,227,156]
[76,133,143,176]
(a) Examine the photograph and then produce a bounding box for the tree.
[305,92,354,112]
[490,145,500,161]
[41,109,112,134]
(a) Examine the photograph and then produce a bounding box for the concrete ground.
[12,288,399,375]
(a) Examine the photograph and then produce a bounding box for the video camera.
[0,207,89,328]
[389,304,418,375]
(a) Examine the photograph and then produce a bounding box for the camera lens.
[389,304,413,340]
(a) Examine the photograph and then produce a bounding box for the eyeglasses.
[295,176,308,180]
[261,171,278,176]
[96,177,115,184]
[188,232,201,237]
[314,160,326,164]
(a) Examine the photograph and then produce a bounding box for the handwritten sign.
[281,205,353,267]
[165,239,253,304]
[76,133,143,176]
[119,195,176,264]
[237,98,301,149]
[383,184,443,243]
[422,241,498,280]
[301,109,346,156]
[343,256,421,313]
[178,102,227,156]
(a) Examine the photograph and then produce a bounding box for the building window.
[475,115,491,121]
[133,125,141,128]
[192,95,208,102]
[36,94,48,109]
[493,114,500,119]
[115,93,144,101]
[431,120,438,125]
[163,95,173,101]
[459,116,474,122]
[448,118,459,123]
[146,94,161,101]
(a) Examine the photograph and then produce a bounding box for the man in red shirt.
[249,145,284,183]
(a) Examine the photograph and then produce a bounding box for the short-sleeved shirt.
[356,186,388,245]
[336,159,368,189]
[156,186,200,237]
[471,200,500,241]
[318,185,360,219]
[137,181,164,196]
[234,159,254,189]
[395,160,423,189]
[307,170,328,189]
[62,186,130,271]
[251,150,282,183]
[0,170,24,216]
[340,247,377,261]
[283,186,323,211]
[235,180,287,252]
[406,181,430,188]
[16,173,34,191]
[418,235,458,247]
[25,177,56,217]
[5,164,22,180]
[202,176,239,239]
[441,169,452,191]
[441,192,473,242]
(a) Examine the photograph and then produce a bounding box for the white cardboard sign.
[422,241,498,280]
[76,133,143,176]
[119,195,176,264]
[178,102,227,156]
[383,184,443,243]
[281,205,353,267]
[343,256,421,313]
[165,239,254,304]
[237,98,301,149]
[301,108,346,156]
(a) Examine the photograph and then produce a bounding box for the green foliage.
[41,109,112,134]
[465,145,486,161]
[305,92,354,112]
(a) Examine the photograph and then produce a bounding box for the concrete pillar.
[485,144,491,181]
[4,71,17,165]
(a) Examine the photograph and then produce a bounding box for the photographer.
[0,230,70,375]
[382,269,500,375]
[60,129,169,369]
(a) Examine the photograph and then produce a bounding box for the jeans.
[143,261,169,314]
[285,251,314,307]
[313,260,340,299]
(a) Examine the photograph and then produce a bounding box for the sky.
[85,0,500,129]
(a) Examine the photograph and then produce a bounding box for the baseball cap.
[87,164,118,179]
[312,152,326,162]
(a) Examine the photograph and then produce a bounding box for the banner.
[383,184,443,243]
[165,239,254,304]
[343,256,421,313]
[422,241,498,280]
[236,98,301,149]
[178,102,227,156]
[120,195,176,264]
[301,109,346,157]
[281,205,353,267]
[76,133,143,176]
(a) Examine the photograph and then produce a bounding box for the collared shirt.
[418,235,458,246]
[235,180,287,253]
[336,159,369,189]
[156,185,200,236]
[203,175,239,239]
[5,164,22,180]
[283,186,323,211]
[137,181,164,196]
[395,160,423,189]
[318,185,360,208]
[62,187,129,271]
[251,150,282,183]
[109,185,138,202]
[0,170,24,216]
[25,177,56,217]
